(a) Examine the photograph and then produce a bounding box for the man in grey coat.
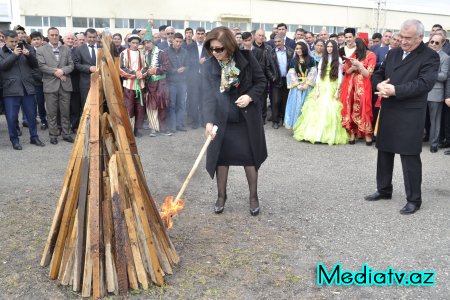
[0,30,45,150]
[426,32,450,153]
[37,27,74,144]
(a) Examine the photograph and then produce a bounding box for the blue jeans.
[4,94,38,144]
[168,82,187,131]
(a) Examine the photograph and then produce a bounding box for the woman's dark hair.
[204,26,239,57]
[113,33,122,40]
[354,38,368,60]
[321,39,340,81]
[293,41,312,74]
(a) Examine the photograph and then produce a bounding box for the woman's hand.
[205,123,216,140]
[235,94,252,108]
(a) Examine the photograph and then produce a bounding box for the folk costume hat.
[128,34,141,43]
[143,22,154,43]
[357,32,369,48]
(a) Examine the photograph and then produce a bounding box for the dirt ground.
[0,117,449,299]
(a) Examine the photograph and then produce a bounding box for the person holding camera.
[0,30,45,150]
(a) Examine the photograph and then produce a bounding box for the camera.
[17,41,24,50]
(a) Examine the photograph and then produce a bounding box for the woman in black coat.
[202,26,267,216]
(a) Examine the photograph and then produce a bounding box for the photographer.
[0,30,45,150]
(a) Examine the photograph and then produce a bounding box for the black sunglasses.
[209,47,225,53]
[430,40,440,45]
[166,32,175,35]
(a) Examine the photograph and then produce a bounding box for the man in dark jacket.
[270,34,294,129]
[166,32,189,132]
[366,19,440,214]
[0,30,45,149]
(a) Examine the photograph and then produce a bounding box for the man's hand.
[177,66,186,73]
[22,47,30,56]
[199,57,206,64]
[89,66,96,73]
[13,46,22,56]
[375,78,395,98]
[54,69,64,78]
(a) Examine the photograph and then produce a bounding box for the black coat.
[372,42,439,155]
[271,46,294,88]
[0,44,38,97]
[202,50,267,178]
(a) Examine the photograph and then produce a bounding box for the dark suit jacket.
[187,42,208,74]
[0,44,38,97]
[202,50,267,178]
[73,43,100,91]
[372,42,440,155]
[270,46,294,87]
[374,46,390,70]
[157,40,169,50]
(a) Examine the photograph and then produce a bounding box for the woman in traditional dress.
[202,26,267,216]
[312,39,325,64]
[293,40,348,145]
[340,37,376,145]
[284,41,316,129]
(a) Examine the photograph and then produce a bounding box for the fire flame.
[160,196,185,229]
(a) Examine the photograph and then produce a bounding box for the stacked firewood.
[40,37,179,298]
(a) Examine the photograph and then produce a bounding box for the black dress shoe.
[63,136,74,143]
[40,122,48,130]
[214,195,227,214]
[422,136,429,142]
[400,202,421,215]
[134,128,142,137]
[272,122,279,129]
[31,138,45,147]
[22,121,29,128]
[12,143,22,150]
[50,137,58,145]
[438,141,450,148]
[176,126,187,132]
[445,150,450,155]
[364,191,392,201]
[430,146,438,153]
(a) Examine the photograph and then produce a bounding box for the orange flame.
[160,196,185,229]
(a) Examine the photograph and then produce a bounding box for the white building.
[10,0,450,37]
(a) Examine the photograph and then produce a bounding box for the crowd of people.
[1,21,450,154]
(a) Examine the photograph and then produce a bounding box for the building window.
[95,18,110,28]
[115,18,129,29]
[133,19,148,29]
[170,20,185,29]
[25,16,42,27]
[50,16,66,27]
[73,17,88,28]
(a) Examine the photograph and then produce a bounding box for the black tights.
[215,165,259,209]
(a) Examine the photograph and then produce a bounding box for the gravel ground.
[0,117,449,299]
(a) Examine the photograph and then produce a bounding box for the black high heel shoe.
[214,195,227,214]
[249,198,260,216]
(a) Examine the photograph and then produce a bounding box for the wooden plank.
[60,212,78,285]
[73,118,90,292]
[57,203,77,281]
[48,153,83,280]
[81,199,92,297]
[124,208,149,290]
[109,155,129,296]
[117,150,164,286]
[88,71,102,299]
[41,98,91,267]
[102,192,117,293]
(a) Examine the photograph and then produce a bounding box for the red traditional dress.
[340,51,376,137]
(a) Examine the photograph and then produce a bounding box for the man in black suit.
[186,27,207,129]
[366,19,440,215]
[157,26,175,50]
[270,34,294,129]
[73,28,100,108]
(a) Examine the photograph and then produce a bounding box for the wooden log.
[57,202,77,281]
[73,118,90,292]
[109,155,129,295]
[124,208,149,290]
[41,99,90,267]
